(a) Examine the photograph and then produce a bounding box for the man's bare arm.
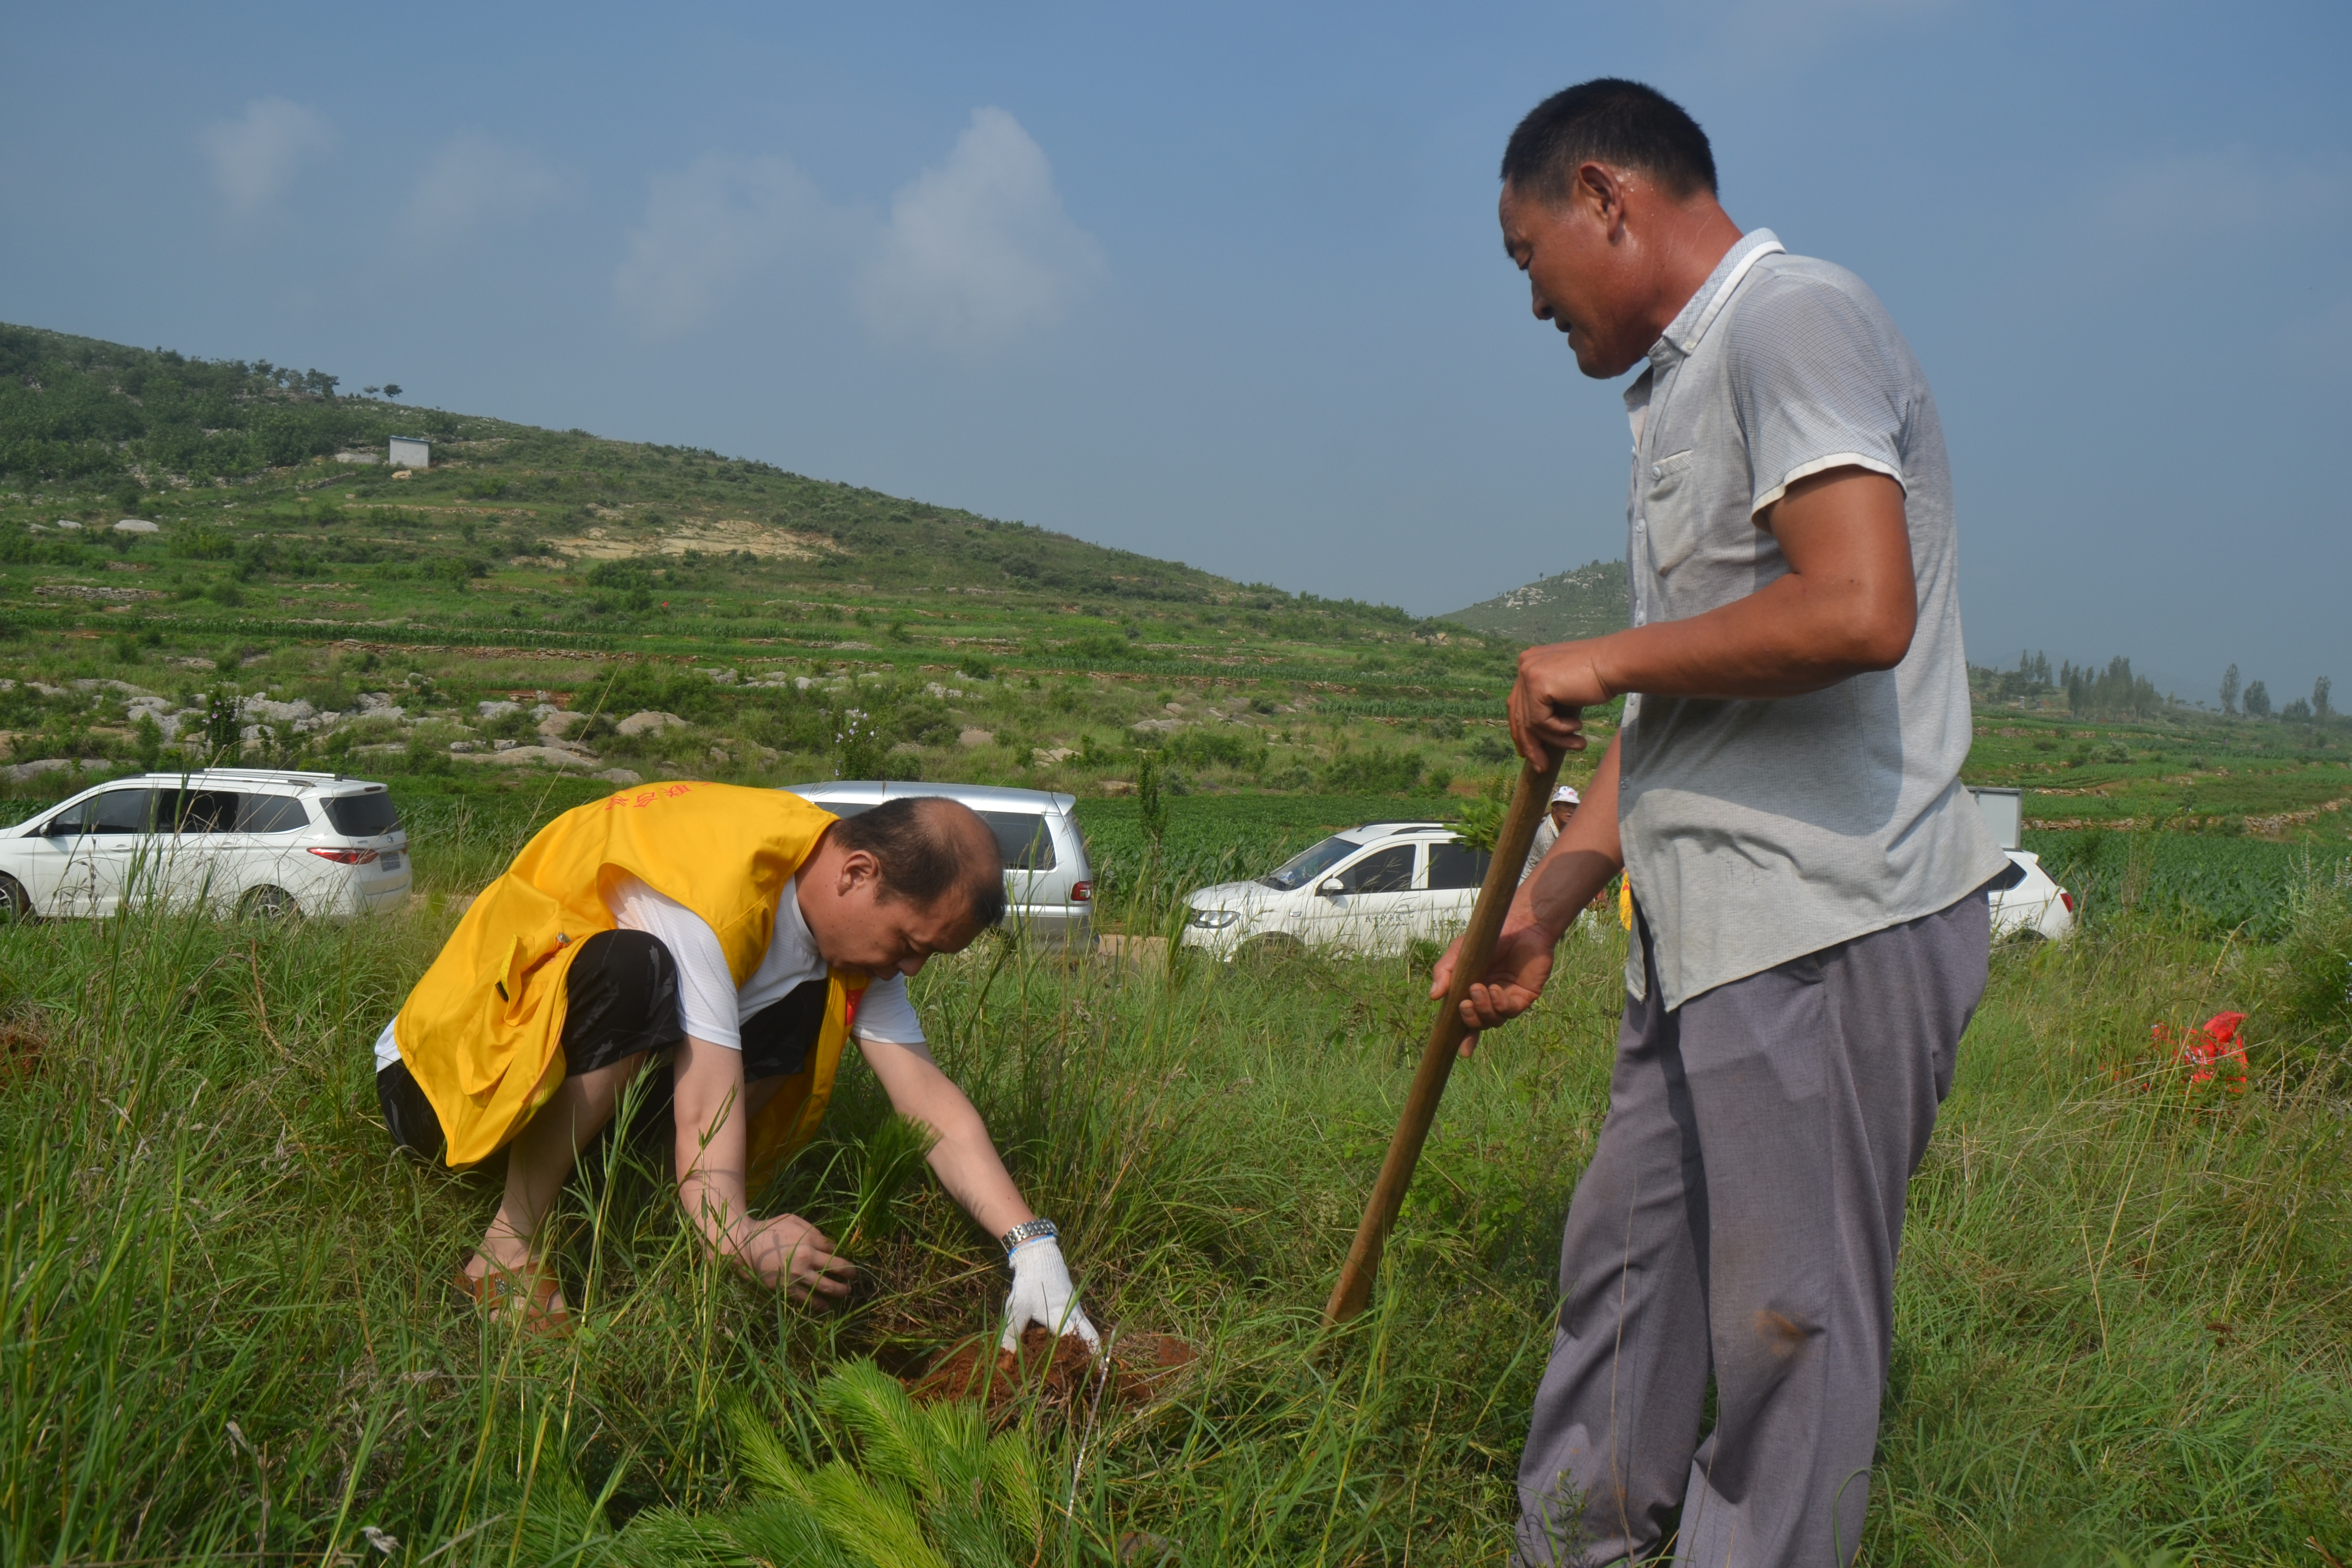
[1511,468,1914,763]
[857,1036,1035,1240]
[674,1035,853,1302]
[1447,467,1910,1036]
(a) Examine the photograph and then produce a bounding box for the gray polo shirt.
[1615,228,2006,1010]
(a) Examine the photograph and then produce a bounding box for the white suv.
[1182,822,1490,960]
[0,769,412,920]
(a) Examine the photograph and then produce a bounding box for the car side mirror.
[1317,876,1345,897]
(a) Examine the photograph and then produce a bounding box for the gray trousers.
[1515,892,1989,1567]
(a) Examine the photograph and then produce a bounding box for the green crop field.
[4,321,2350,1564]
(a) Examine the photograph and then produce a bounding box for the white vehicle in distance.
[1182,822,1493,961]
[781,780,1093,950]
[1989,851,2075,940]
[1969,786,2075,941]
[0,770,411,920]
[1177,809,2074,955]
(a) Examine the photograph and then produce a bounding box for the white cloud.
[399,133,571,255]
[854,107,1105,352]
[198,97,337,217]
[612,152,835,336]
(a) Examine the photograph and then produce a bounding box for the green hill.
[1441,559,1629,645]
[0,321,1542,827]
[0,322,1273,606]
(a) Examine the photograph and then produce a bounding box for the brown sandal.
[455,1255,572,1335]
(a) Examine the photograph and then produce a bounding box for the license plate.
[378,852,404,872]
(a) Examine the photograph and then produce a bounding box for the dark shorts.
[377,927,831,1160]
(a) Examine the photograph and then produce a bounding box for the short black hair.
[1501,79,1717,204]
[830,797,1007,928]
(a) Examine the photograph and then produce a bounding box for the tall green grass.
[2,870,2347,1562]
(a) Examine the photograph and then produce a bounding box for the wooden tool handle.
[1322,750,1564,1327]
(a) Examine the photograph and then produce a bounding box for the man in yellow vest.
[370,781,1095,1349]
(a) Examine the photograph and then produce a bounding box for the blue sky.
[4,2,2346,704]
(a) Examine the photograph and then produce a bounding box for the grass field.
[3,798,2348,1567]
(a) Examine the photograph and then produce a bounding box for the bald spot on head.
[829,795,1008,931]
[912,798,1006,929]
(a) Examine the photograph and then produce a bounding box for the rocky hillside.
[1441,559,1628,646]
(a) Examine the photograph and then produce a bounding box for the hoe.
[1325,750,1561,1326]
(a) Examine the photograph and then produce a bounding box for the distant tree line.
[1977,649,2055,703]
[0,323,451,486]
[1973,649,2164,717]
[2063,656,2164,719]
[1979,650,2337,728]
[2220,664,2333,724]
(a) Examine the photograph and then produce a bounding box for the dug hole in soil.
[906,1325,1196,1419]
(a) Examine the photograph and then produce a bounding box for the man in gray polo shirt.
[1432,80,2010,1566]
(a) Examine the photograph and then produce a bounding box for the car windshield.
[1259,835,1361,891]
[323,792,399,837]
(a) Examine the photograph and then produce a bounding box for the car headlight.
[1188,908,1241,929]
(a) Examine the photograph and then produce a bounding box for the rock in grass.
[616,710,689,737]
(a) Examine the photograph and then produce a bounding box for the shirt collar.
[1649,228,1784,365]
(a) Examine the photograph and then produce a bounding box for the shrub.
[169,527,234,561]
[1165,727,1267,773]
[1321,746,1424,795]
[1059,633,1131,664]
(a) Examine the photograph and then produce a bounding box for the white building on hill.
[389,436,431,469]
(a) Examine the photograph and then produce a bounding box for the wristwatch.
[999,1218,1058,1257]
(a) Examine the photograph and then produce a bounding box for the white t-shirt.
[373,874,924,1071]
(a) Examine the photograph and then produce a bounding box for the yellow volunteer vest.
[394,781,869,1173]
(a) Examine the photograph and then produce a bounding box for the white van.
[0,769,412,920]
[1181,822,1491,961]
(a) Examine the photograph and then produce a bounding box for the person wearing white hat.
[1520,783,1582,883]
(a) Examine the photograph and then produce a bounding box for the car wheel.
[237,886,300,921]
[1236,932,1306,967]
[0,873,30,923]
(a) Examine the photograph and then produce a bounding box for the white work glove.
[1000,1237,1099,1354]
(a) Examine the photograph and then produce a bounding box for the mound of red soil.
[0,1019,46,1080]
[907,1325,1196,1416]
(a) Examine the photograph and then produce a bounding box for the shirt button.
[1650,464,1663,479]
